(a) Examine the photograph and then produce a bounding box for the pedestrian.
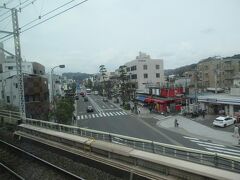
[233,125,240,138]
[202,110,205,119]
[174,119,179,127]
[138,107,141,114]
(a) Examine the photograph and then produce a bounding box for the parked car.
[75,95,79,100]
[84,97,88,102]
[213,116,236,127]
[86,106,94,113]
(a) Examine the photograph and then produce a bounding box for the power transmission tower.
[11,8,26,119]
[0,7,26,119]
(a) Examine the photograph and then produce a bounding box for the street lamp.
[51,64,65,103]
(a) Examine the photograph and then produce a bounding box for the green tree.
[118,65,129,106]
[86,79,93,89]
[54,97,74,124]
[99,65,107,96]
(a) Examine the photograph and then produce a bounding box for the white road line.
[119,112,124,115]
[102,113,106,117]
[109,112,113,116]
[111,112,116,115]
[84,115,88,119]
[106,113,110,116]
[116,112,121,115]
[95,114,99,117]
[190,140,225,147]
[77,116,80,120]
[205,148,240,156]
[197,144,240,153]
[81,115,84,119]
[92,114,95,118]
[122,111,127,115]
[99,114,103,117]
[183,136,199,141]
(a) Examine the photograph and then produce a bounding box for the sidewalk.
[155,115,239,146]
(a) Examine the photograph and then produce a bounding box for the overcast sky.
[1,0,240,74]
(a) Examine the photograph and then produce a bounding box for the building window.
[144,73,148,78]
[156,65,160,69]
[143,65,147,70]
[15,83,18,88]
[131,74,137,79]
[7,96,10,103]
[126,67,130,72]
[8,66,13,70]
[131,66,137,71]
[156,73,160,78]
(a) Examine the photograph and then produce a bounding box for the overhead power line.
[0,0,34,18]
[21,0,78,29]
[0,0,89,43]
[21,0,89,33]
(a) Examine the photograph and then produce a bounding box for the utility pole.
[11,8,26,119]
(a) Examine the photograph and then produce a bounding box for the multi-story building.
[124,52,164,93]
[0,43,49,119]
[0,74,49,119]
[197,56,240,89]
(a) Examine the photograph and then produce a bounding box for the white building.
[124,52,164,93]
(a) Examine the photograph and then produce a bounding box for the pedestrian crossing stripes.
[78,111,128,120]
[183,136,240,157]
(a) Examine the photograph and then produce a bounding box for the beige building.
[124,52,164,93]
[197,56,240,89]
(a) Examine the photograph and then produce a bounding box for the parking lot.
[191,114,239,133]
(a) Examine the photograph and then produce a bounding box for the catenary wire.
[0,0,89,43]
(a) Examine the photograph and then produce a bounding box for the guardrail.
[0,110,21,125]
[1,110,240,173]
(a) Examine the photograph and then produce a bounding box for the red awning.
[144,98,154,103]
[153,99,168,104]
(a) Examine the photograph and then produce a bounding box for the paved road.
[74,93,240,157]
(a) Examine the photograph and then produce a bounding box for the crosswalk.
[183,136,240,157]
[77,111,128,120]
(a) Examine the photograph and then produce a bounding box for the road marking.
[183,136,199,141]
[106,113,110,116]
[116,112,121,115]
[85,115,88,119]
[95,114,99,117]
[122,111,127,115]
[119,112,124,115]
[88,115,92,118]
[205,148,240,156]
[92,114,95,118]
[99,114,103,117]
[197,144,240,153]
[81,115,84,119]
[109,112,113,116]
[102,113,106,117]
[190,140,225,147]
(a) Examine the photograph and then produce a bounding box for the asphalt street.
[74,91,240,157]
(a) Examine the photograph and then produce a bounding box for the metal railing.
[1,110,240,173]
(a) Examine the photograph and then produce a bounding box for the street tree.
[118,65,129,107]
[99,65,107,96]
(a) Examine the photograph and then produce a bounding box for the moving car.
[84,97,88,102]
[213,116,236,127]
[86,106,94,113]
[103,97,108,102]
[75,95,79,100]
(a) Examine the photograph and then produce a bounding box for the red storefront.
[145,87,185,113]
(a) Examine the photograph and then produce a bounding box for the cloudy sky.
[1,0,240,74]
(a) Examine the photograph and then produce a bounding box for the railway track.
[0,139,84,180]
